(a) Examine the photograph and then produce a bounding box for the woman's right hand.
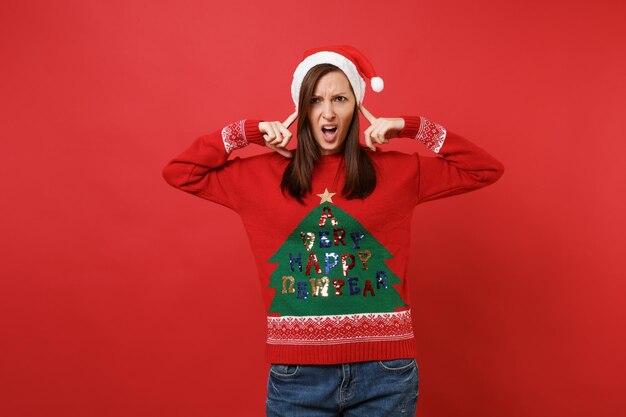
[258,110,298,158]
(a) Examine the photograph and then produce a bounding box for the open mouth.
[321,125,338,143]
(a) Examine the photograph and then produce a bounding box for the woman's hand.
[258,110,298,158]
[360,105,405,152]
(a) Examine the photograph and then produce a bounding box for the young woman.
[163,45,504,416]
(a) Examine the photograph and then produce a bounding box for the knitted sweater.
[162,116,504,365]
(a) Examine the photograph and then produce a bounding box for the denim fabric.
[266,359,418,417]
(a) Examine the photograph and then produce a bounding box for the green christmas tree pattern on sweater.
[265,190,416,345]
[268,189,408,316]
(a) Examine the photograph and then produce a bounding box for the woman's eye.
[310,98,321,104]
[334,96,347,102]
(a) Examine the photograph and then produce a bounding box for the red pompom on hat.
[290,45,384,109]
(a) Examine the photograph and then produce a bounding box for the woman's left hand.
[360,105,405,152]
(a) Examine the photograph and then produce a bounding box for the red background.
[1,1,625,416]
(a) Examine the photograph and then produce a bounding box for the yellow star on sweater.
[317,188,336,204]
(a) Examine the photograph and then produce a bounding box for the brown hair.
[281,64,377,203]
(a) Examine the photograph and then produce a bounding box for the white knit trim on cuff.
[221,119,247,154]
[416,116,446,153]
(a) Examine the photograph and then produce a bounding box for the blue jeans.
[266,359,419,417]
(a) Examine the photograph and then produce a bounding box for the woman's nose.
[322,101,335,119]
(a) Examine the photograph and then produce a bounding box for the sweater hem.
[265,338,418,365]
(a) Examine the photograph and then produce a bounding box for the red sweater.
[162,116,504,364]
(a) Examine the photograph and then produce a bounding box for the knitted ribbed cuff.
[399,116,422,139]
[244,119,265,146]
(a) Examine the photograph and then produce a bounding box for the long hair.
[281,64,377,204]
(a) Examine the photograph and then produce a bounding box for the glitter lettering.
[341,254,355,276]
[333,228,346,246]
[332,279,345,296]
[319,231,331,248]
[358,250,371,270]
[297,281,310,299]
[289,252,302,272]
[325,252,339,274]
[306,253,322,276]
[348,277,361,296]
[376,270,388,289]
[309,277,330,297]
[300,232,315,251]
[319,207,339,227]
[350,231,365,249]
[281,276,295,294]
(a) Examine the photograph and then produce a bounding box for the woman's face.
[307,71,356,155]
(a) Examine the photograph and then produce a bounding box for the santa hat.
[290,45,384,109]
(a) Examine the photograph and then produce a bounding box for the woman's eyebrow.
[312,92,349,97]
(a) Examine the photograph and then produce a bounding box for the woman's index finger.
[283,110,298,128]
[359,105,377,124]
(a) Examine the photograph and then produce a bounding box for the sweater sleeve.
[162,119,265,210]
[399,116,505,204]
